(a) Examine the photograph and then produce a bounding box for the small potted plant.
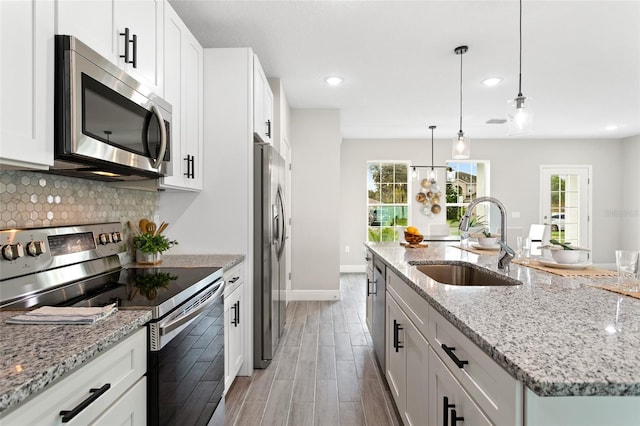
[132,227,178,265]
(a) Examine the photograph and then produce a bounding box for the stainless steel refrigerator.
[253,143,287,368]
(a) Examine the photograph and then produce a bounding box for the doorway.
[540,165,592,249]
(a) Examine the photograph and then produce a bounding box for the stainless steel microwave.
[52,35,172,181]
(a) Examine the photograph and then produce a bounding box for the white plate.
[471,243,499,251]
[537,259,590,270]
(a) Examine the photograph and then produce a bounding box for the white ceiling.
[169,0,640,140]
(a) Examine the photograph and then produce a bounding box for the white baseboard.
[340,264,366,273]
[288,290,341,301]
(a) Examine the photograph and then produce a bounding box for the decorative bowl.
[551,249,581,264]
[404,232,424,245]
[476,237,498,247]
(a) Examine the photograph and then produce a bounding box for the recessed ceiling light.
[324,76,343,86]
[482,77,502,87]
[605,125,618,131]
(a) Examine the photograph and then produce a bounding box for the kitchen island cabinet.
[368,242,640,425]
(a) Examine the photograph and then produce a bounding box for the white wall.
[341,137,627,265]
[620,135,640,250]
[290,109,341,299]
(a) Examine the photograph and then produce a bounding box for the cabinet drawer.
[224,262,245,296]
[429,309,522,425]
[1,328,147,426]
[429,347,493,426]
[387,269,430,339]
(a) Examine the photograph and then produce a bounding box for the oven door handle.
[159,281,225,336]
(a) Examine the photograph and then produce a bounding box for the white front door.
[540,165,592,249]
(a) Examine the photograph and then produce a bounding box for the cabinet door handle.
[183,155,195,179]
[231,303,238,326]
[441,344,469,369]
[236,300,240,326]
[443,396,455,426]
[366,278,374,296]
[450,409,464,425]
[266,120,271,138]
[184,155,191,177]
[59,383,111,423]
[131,33,137,68]
[120,28,130,63]
[393,319,403,352]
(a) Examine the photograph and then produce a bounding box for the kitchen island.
[367,241,640,425]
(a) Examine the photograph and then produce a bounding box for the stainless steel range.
[0,222,225,426]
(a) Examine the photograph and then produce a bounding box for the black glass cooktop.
[7,267,222,316]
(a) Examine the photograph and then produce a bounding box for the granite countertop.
[130,254,244,270]
[366,242,640,397]
[0,309,151,414]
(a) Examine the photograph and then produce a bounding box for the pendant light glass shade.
[507,0,533,135]
[507,95,534,135]
[452,131,470,159]
[446,168,455,183]
[453,46,470,159]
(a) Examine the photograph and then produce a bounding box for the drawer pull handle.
[59,383,111,423]
[229,276,240,284]
[393,319,403,352]
[450,408,464,425]
[443,396,455,426]
[442,344,469,368]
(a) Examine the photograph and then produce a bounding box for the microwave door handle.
[150,105,167,169]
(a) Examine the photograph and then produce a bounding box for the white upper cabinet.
[56,0,164,95]
[113,0,164,94]
[0,0,55,170]
[253,56,273,144]
[160,3,203,191]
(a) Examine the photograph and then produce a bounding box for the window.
[367,162,409,242]
[445,161,489,235]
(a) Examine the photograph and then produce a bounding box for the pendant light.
[428,125,438,182]
[453,46,470,159]
[507,0,534,135]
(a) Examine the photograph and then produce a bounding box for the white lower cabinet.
[224,262,245,392]
[0,328,147,426]
[386,268,521,426]
[429,347,493,426]
[386,289,430,425]
[91,377,147,426]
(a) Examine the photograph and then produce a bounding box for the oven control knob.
[26,241,46,257]
[111,232,122,243]
[98,233,112,245]
[2,243,24,261]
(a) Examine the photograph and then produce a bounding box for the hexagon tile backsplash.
[0,171,158,229]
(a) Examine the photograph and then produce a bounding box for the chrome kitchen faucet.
[459,197,515,271]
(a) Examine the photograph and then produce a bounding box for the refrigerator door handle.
[276,186,286,259]
[272,204,280,246]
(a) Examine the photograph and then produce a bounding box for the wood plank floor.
[224,273,402,426]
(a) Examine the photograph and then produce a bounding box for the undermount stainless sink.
[414,263,521,286]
